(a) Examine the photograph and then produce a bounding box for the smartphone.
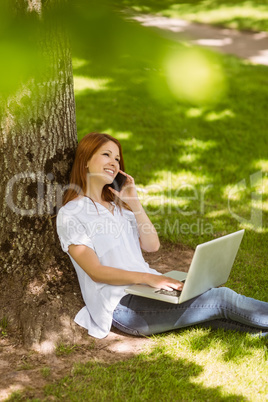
[110,171,127,192]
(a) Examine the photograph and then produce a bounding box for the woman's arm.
[127,198,160,253]
[68,244,183,290]
[109,170,160,252]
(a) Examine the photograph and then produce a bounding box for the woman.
[57,132,268,339]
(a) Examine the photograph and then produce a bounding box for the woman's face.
[86,141,121,185]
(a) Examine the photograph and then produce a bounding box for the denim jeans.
[112,287,268,336]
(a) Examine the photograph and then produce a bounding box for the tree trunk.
[0,0,81,349]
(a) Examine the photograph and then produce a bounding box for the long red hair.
[63,132,126,207]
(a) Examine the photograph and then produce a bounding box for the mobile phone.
[110,172,127,192]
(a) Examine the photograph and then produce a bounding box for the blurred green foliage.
[0,1,42,95]
[0,0,225,105]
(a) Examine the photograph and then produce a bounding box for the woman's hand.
[108,170,138,205]
[109,170,160,253]
[145,274,184,291]
[68,244,182,290]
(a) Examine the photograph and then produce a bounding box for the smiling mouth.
[104,168,115,175]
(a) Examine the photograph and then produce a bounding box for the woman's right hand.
[145,273,184,291]
[109,170,138,205]
[68,244,183,290]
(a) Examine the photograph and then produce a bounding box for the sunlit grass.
[73,76,112,93]
[205,109,235,121]
[112,131,132,140]
[252,159,268,172]
[72,57,89,69]
[151,170,210,186]
[183,107,236,121]
[185,107,204,118]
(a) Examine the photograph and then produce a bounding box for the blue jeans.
[112,287,268,336]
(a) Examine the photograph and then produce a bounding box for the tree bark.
[0,0,80,349]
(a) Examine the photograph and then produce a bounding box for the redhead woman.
[56,133,268,339]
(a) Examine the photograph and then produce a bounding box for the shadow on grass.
[42,349,247,401]
[180,327,267,363]
[152,327,267,366]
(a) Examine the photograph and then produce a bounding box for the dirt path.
[135,14,268,65]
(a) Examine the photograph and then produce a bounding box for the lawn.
[7,2,268,401]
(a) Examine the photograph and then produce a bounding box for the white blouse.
[56,196,160,338]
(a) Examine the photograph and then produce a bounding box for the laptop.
[125,230,245,304]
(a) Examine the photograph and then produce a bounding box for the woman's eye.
[102,153,120,163]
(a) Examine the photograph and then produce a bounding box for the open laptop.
[125,230,245,304]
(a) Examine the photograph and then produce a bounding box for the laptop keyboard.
[155,289,182,297]
[154,279,185,297]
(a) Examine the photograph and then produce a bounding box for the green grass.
[55,342,81,357]
[55,341,96,356]
[40,367,52,379]
[120,0,268,32]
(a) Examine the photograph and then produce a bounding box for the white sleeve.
[125,209,140,239]
[56,208,94,253]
